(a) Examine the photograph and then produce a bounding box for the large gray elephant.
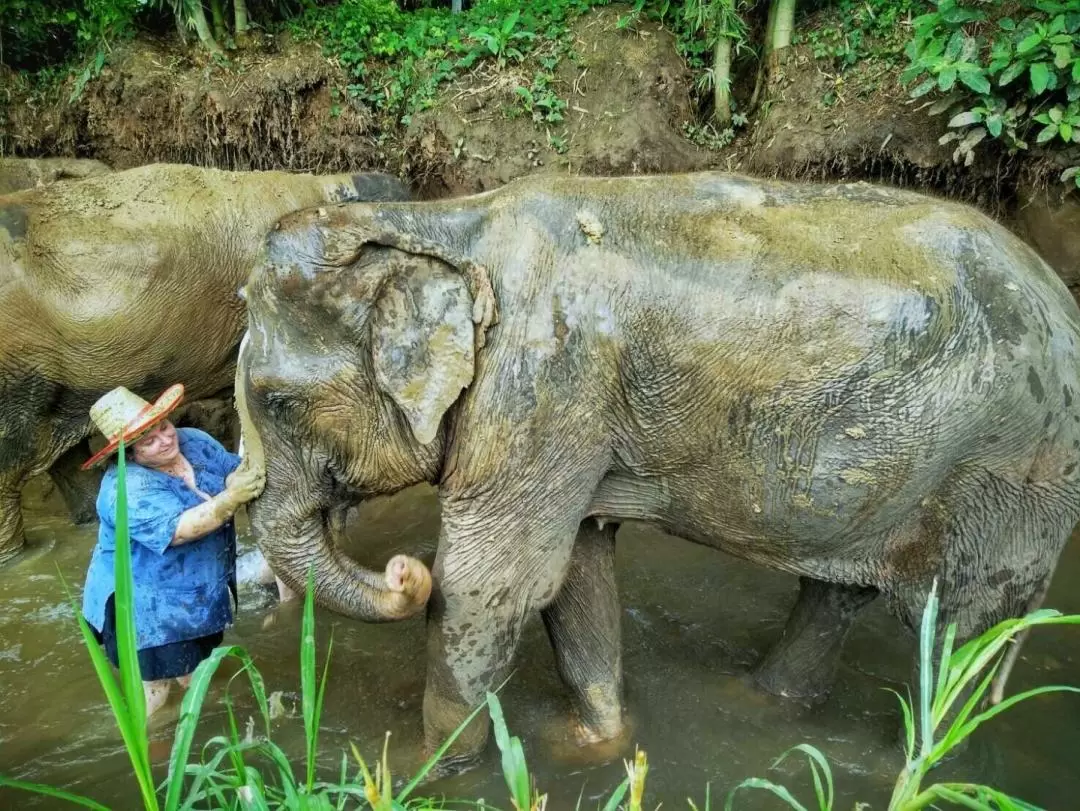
[235,171,1080,772]
[0,162,410,564]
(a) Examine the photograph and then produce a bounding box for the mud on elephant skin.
[0,162,412,565]
[235,170,1080,774]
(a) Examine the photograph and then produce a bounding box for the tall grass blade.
[165,645,269,811]
[917,578,939,759]
[723,778,809,811]
[238,768,272,811]
[220,692,250,785]
[0,776,111,810]
[933,621,956,717]
[932,664,1000,759]
[311,631,334,791]
[771,744,833,811]
[176,737,257,811]
[112,438,154,811]
[919,784,992,810]
[302,566,319,792]
[599,778,630,811]
[954,684,1080,743]
[486,691,531,810]
[250,739,301,805]
[914,782,1041,810]
[886,688,916,762]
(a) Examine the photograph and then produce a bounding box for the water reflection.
[1,476,1078,808]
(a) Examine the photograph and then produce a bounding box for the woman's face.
[131,421,180,468]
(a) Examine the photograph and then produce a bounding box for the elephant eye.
[263,391,299,422]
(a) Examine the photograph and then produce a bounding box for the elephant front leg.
[47,440,102,525]
[422,573,536,775]
[753,576,878,703]
[421,500,597,775]
[541,519,624,744]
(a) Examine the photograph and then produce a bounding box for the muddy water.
[2,478,1079,810]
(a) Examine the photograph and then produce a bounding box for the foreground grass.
[0,440,1077,809]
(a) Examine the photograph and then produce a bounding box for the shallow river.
[2,477,1079,809]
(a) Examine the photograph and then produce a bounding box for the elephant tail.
[988,574,1053,705]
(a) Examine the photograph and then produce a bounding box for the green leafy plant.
[902,0,1080,186]
[289,0,601,131]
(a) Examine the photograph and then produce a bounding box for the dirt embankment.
[2,5,1077,291]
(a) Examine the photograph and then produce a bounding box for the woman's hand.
[225,466,264,505]
[172,466,265,546]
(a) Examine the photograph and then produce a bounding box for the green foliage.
[795,0,928,69]
[0,0,144,73]
[291,0,607,127]
[902,0,1080,187]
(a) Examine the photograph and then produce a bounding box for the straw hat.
[81,384,185,470]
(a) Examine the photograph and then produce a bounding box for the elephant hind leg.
[889,467,1079,750]
[47,439,102,525]
[752,576,878,703]
[541,519,624,743]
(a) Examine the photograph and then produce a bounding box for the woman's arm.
[171,467,264,546]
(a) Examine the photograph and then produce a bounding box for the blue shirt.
[82,427,243,650]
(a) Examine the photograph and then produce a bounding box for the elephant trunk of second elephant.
[234,333,428,622]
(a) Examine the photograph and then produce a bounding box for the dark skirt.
[90,595,224,681]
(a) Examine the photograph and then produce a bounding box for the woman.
[80,383,263,717]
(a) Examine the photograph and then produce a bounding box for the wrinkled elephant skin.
[237,171,1080,772]
[0,162,410,563]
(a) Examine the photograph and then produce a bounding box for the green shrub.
[901,0,1080,187]
[291,0,609,127]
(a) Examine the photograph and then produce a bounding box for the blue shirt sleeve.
[99,471,185,556]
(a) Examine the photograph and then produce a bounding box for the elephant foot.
[751,577,878,706]
[416,750,485,784]
[538,708,635,770]
[751,659,834,706]
[572,714,625,746]
[68,503,98,526]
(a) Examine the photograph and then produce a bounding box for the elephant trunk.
[234,332,430,622]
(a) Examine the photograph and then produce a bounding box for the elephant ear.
[371,256,475,445]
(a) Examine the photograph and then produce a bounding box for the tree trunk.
[751,0,795,112]
[233,0,250,34]
[749,1,778,111]
[713,36,733,127]
[209,0,228,42]
[452,0,463,12]
[188,2,224,56]
[770,0,796,55]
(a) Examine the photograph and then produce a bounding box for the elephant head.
[235,201,496,621]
